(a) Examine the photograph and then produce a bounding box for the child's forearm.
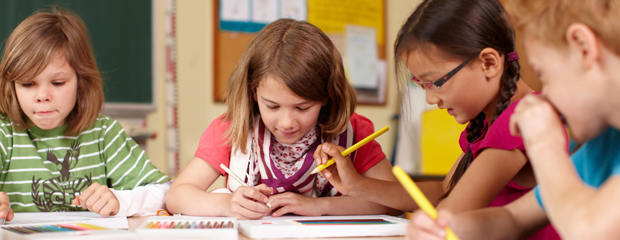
[349,177,441,212]
[319,195,401,216]
[452,192,549,240]
[112,180,172,217]
[165,183,232,217]
[530,146,620,238]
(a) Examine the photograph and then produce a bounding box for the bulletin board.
[213,0,387,105]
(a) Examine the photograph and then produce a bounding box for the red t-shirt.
[195,113,386,178]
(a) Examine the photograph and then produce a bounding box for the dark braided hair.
[394,0,521,198]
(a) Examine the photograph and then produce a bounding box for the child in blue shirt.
[408,0,620,239]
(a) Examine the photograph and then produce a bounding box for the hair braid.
[492,60,520,122]
[442,112,485,198]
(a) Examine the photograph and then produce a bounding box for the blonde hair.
[0,7,104,136]
[224,19,356,153]
[503,0,620,55]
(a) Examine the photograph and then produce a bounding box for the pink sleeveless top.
[458,95,561,240]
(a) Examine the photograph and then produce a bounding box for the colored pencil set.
[2,223,106,235]
[145,220,235,229]
[136,216,239,240]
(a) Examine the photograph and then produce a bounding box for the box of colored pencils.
[136,216,238,240]
[239,215,409,239]
[0,223,135,240]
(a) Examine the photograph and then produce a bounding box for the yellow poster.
[307,0,384,45]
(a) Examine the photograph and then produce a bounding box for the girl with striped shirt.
[0,8,170,220]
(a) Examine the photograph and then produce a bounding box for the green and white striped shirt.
[0,115,170,212]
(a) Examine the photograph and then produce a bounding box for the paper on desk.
[5,212,128,229]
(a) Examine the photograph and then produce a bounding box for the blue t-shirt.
[535,127,620,208]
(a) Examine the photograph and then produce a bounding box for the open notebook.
[238,215,409,239]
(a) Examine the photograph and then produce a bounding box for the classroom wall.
[144,0,423,179]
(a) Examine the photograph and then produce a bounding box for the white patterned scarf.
[227,121,355,197]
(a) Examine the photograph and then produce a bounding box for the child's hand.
[509,95,567,152]
[72,182,119,218]
[0,192,14,222]
[407,210,454,240]
[313,143,362,195]
[267,192,324,217]
[228,184,272,220]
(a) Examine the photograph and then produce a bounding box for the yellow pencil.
[76,222,109,230]
[311,126,389,174]
[392,166,460,240]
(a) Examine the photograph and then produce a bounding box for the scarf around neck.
[227,121,356,197]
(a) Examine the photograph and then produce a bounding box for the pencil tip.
[310,169,318,174]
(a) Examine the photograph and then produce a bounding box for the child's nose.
[35,88,51,103]
[425,90,440,105]
[279,112,296,130]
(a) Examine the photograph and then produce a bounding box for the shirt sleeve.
[112,180,172,217]
[194,115,232,176]
[350,113,387,174]
[533,186,546,210]
[102,117,170,190]
[475,102,525,155]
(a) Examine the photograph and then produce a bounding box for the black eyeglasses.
[411,59,471,90]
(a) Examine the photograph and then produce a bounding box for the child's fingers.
[6,209,14,221]
[83,185,109,212]
[240,186,269,205]
[318,168,334,180]
[232,205,267,220]
[271,204,296,217]
[318,143,334,164]
[410,210,446,238]
[313,143,325,164]
[97,195,119,218]
[255,184,273,197]
[436,210,454,228]
[234,188,270,213]
[230,198,270,219]
[90,189,115,216]
[321,143,348,166]
[0,192,11,219]
[75,182,102,208]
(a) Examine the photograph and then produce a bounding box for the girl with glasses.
[314,0,563,239]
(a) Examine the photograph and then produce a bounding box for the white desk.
[128,216,406,240]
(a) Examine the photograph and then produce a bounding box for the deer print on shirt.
[32,141,92,212]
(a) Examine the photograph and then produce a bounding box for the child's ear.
[477,47,502,80]
[565,23,599,70]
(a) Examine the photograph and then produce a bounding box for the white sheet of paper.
[251,0,278,23]
[345,25,379,89]
[5,212,128,229]
[281,0,307,21]
[221,0,251,22]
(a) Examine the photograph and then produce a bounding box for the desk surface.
[128,216,405,240]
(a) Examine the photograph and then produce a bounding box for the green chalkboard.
[0,0,153,107]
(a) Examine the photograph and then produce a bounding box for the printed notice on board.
[220,0,307,33]
[346,25,379,89]
[307,0,384,45]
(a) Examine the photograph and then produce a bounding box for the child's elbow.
[565,214,620,240]
[164,187,181,213]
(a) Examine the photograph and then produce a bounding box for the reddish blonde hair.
[503,0,620,55]
[0,7,104,135]
[224,19,356,153]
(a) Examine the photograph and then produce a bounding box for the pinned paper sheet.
[346,25,379,89]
